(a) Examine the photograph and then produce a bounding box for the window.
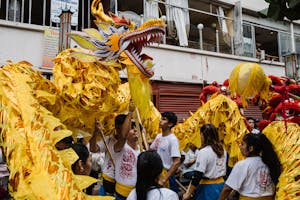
[243,23,254,57]
[243,23,280,61]
[278,32,292,62]
[255,26,279,61]
[0,0,94,31]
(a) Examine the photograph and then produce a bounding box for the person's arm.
[182,184,196,200]
[218,185,234,200]
[184,159,196,168]
[114,101,134,152]
[159,156,181,186]
[182,171,203,200]
[149,137,157,150]
[89,118,102,153]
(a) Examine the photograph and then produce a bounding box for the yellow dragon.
[0,0,164,199]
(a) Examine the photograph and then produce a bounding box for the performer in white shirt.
[127,150,179,200]
[180,143,198,180]
[218,133,281,200]
[183,124,227,200]
[89,114,128,196]
[150,112,181,192]
[113,101,140,200]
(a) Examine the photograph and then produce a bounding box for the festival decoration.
[258,75,300,127]
[229,62,271,107]
[228,65,300,198]
[173,93,248,166]
[263,121,300,199]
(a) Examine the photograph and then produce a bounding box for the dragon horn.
[91,0,113,23]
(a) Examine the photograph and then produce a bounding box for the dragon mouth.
[121,27,165,77]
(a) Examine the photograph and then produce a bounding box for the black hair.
[55,136,74,150]
[246,117,255,121]
[180,154,186,164]
[131,121,143,130]
[61,136,73,145]
[243,133,281,185]
[247,117,258,128]
[161,112,177,128]
[115,114,127,126]
[200,124,224,158]
[70,143,90,173]
[136,150,163,200]
[77,137,84,144]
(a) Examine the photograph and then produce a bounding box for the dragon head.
[69,0,165,78]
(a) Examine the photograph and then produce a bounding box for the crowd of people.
[0,99,282,200]
[67,103,281,200]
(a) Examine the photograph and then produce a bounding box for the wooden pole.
[135,107,149,150]
[176,179,188,192]
[133,110,144,152]
[96,119,115,167]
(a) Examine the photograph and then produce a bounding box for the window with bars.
[0,0,94,31]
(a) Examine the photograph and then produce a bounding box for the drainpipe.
[59,8,73,52]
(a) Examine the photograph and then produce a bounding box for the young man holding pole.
[89,110,133,196]
[150,112,181,192]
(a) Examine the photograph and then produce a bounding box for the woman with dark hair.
[218,133,281,200]
[183,124,227,200]
[126,150,179,200]
[70,143,92,176]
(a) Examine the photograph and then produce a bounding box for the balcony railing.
[0,0,293,62]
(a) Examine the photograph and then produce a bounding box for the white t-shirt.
[194,146,227,179]
[181,149,198,174]
[114,143,140,187]
[126,187,179,200]
[90,151,105,171]
[150,133,181,170]
[251,128,260,134]
[225,156,275,197]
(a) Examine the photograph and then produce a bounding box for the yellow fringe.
[229,62,270,107]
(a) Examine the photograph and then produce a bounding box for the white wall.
[143,44,285,84]
[0,21,44,67]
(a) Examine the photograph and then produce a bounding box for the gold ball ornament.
[228,62,271,107]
